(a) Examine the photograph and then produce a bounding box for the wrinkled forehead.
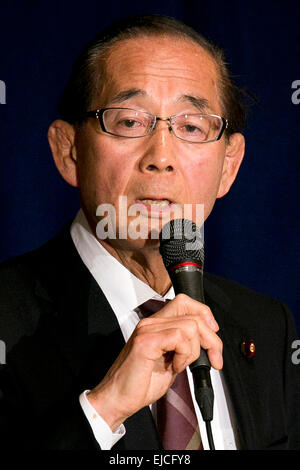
[92,35,221,112]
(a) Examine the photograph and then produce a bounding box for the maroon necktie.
[136,299,203,450]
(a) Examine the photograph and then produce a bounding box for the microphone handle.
[169,267,214,422]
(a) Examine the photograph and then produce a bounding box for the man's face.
[72,35,243,250]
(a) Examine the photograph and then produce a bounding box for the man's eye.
[182,124,203,134]
[119,119,142,128]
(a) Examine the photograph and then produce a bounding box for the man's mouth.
[134,198,181,215]
[138,199,172,207]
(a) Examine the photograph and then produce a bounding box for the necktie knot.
[136,299,167,318]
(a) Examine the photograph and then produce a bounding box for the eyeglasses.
[84,108,228,143]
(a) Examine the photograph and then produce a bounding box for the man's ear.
[217,132,245,199]
[47,120,79,187]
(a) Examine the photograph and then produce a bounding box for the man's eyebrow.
[178,95,211,112]
[108,88,146,105]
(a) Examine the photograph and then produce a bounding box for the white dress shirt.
[71,209,239,450]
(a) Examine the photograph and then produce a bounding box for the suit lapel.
[33,224,123,378]
[204,274,264,449]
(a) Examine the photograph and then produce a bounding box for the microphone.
[159,219,215,429]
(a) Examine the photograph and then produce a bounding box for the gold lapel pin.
[240,339,256,359]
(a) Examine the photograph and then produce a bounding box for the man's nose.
[139,123,177,173]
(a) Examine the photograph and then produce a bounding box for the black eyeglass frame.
[84,108,228,143]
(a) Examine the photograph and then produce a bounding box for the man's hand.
[86,293,223,431]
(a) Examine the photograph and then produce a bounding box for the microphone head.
[159,219,204,270]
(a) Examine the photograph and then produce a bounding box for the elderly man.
[0,15,299,451]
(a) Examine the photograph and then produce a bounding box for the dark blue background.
[0,1,299,332]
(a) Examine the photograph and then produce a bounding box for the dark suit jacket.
[0,223,300,450]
